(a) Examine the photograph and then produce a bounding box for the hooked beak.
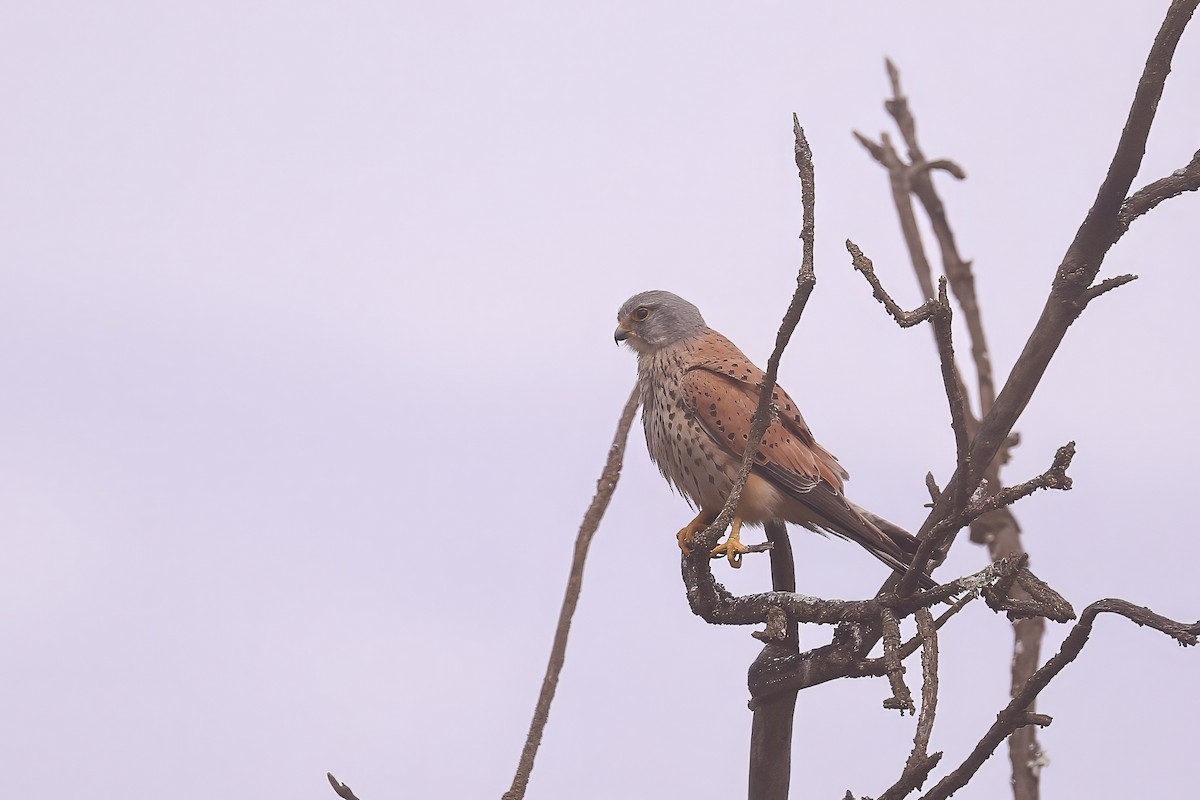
[614,323,631,344]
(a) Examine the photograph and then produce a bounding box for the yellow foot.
[710,518,749,568]
[676,510,716,556]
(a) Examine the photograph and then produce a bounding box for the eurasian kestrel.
[615,290,934,589]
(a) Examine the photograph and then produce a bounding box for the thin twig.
[928,278,972,523]
[1117,147,1200,231]
[882,57,996,420]
[878,609,943,800]
[881,608,915,713]
[909,610,940,768]
[957,443,1075,526]
[852,592,975,677]
[500,388,640,800]
[327,773,362,800]
[847,239,970,592]
[1085,273,1139,302]
[924,473,941,505]
[681,120,817,615]
[742,115,821,800]
[920,599,1200,800]
[846,239,938,327]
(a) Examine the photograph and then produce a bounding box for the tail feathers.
[847,504,937,590]
[862,539,938,591]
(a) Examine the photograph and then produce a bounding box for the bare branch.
[710,541,774,559]
[911,609,940,764]
[984,567,1075,625]
[747,557,1034,704]
[715,553,1022,634]
[738,117,824,800]
[944,0,1199,509]
[921,598,1200,800]
[684,120,818,566]
[1085,273,1139,302]
[852,131,939,305]
[1118,147,1200,231]
[924,473,941,505]
[327,773,362,800]
[909,159,966,181]
[878,609,943,800]
[848,237,972,591]
[928,278,973,521]
[748,518,801,800]
[846,238,938,327]
[870,13,1198,792]
[844,248,969,497]
[881,62,997,420]
[881,608,916,714]
[682,121,818,634]
[853,591,977,677]
[501,387,641,800]
[959,442,1075,526]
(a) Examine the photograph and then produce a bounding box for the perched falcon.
[615,289,935,589]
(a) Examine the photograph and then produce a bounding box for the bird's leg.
[710,517,750,568]
[676,509,717,555]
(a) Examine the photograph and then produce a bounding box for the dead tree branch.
[877,609,942,800]
[326,773,362,800]
[829,8,1197,798]
[748,520,801,800]
[881,58,996,419]
[499,387,641,800]
[938,0,1198,510]
[1118,146,1200,231]
[848,242,972,548]
[682,118,819,567]
[880,608,915,714]
[855,6,1197,785]
[1085,273,1139,302]
[957,443,1075,526]
[921,600,1200,800]
[851,592,975,678]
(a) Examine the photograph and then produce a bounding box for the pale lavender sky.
[1,2,1197,799]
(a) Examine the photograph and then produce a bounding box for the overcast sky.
[2,2,1197,799]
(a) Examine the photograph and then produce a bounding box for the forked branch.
[921,601,1200,800]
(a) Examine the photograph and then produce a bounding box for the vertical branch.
[884,58,997,416]
[686,118,818,559]
[745,115,819,800]
[748,520,799,800]
[877,608,942,800]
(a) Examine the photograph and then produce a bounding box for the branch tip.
[327,773,362,800]
[1085,273,1139,301]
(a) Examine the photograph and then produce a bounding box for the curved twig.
[920,599,1200,800]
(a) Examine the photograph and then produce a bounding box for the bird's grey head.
[614,290,708,353]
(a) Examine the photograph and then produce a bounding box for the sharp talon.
[710,539,749,568]
[676,510,716,557]
[676,527,693,556]
[676,513,700,556]
[709,518,750,568]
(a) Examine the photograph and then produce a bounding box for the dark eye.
[631,306,650,322]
